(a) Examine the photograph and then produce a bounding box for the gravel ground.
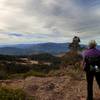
[0,75,100,100]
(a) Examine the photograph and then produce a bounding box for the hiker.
[82,40,100,100]
[73,36,80,43]
[69,36,80,51]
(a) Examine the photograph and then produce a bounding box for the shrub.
[0,88,25,100]
[0,87,35,100]
[0,70,7,80]
[23,70,47,77]
[61,51,82,66]
[5,63,30,74]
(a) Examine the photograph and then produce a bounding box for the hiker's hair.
[88,40,97,49]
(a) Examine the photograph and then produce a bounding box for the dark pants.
[86,71,100,100]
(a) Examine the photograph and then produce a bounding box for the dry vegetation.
[0,51,100,100]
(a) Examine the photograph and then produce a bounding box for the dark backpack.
[85,56,100,72]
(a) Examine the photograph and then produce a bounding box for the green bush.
[0,87,35,100]
[0,70,7,80]
[0,88,25,100]
[23,70,47,77]
[6,63,30,74]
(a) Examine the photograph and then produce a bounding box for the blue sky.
[0,0,100,45]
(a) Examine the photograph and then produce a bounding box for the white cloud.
[0,0,100,44]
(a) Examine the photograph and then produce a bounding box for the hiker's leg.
[95,72,100,88]
[86,71,94,100]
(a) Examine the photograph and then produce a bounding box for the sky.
[0,0,100,45]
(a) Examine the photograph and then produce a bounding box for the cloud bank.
[0,0,100,44]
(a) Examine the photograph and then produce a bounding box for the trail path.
[0,75,100,100]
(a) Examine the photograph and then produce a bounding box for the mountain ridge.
[0,43,99,55]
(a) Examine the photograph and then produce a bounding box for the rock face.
[69,36,81,51]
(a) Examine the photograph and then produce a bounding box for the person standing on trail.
[69,36,81,51]
[82,40,100,100]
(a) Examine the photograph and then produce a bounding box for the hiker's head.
[88,40,97,49]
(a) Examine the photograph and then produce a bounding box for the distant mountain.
[0,43,99,56]
[0,43,69,55]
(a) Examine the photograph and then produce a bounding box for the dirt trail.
[0,75,100,100]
